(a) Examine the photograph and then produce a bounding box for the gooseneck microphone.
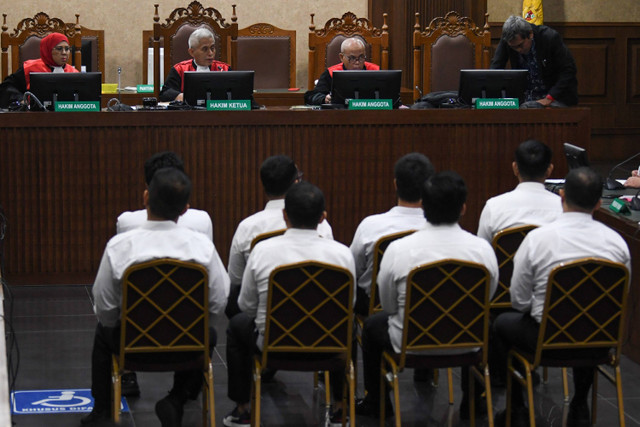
[605,152,640,190]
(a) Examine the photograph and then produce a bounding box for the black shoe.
[354,397,393,419]
[80,408,110,425]
[459,398,487,420]
[261,367,277,383]
[155,395,184,427]
[223,406,251,426]
[329,407,348,427]
[567,400,590,427]
[413,368,433,382]
[121,371,140,397]
[494,407,529,427]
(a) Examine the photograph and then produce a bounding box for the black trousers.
[90,322,216,412]
[493,311,606,407]
[226,312,345,405]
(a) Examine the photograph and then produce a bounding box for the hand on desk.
[624,170,640,188]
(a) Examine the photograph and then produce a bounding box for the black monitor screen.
[183,71,254,107]
[331,70,402,108]
[458,69,528,106]
[29,72,102,110]
[564,143,590,170]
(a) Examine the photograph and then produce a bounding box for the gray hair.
[340,37,365,53]
[188,27,215,49]
[501,15,532,42]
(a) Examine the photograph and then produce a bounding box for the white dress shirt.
[116,208,213,241]
[92,220,229,328]
[511,211,631,323]
[378,223,499,353]
[238,228,355,347]
[350,206,426,295]
[227,199,334,286]
[477,182,562,242]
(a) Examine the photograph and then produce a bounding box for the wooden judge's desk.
[595,200,640,364]
[0,107,589,287]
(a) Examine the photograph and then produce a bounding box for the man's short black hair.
[515,139,552,181]
[144,151,185,185]
[285,182,325,229]
[394,153,435,202]
[564,167,603,211]
[260,155,298,197]
[421,171,467,225]
[148,167,191,220]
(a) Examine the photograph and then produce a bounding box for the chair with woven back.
[249,228,286,251]
[505,257,629,427]
[380,259,494,427]
[1,12,82,80]
[307,11,389,89]
[237,23,296,89]
[111,258,215,425]
[491,224,572,401]
[490,225,538,311]
[412,11,491,101]
[251,260,356,427]
[150,1,239,97]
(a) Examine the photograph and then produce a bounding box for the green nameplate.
[136,84,154,93]
[475,98,519,109]
[54,101,100,112]
[609,198,631,215]
[206,100,251,111]
[348,99,392,110]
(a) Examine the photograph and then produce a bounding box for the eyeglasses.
[53,46,71,53]
[345,54,366,64]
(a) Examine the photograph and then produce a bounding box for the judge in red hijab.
[0,32,79,108]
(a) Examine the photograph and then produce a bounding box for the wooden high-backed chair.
[151,1,239,97]
[412,11,491,101]
[307,11,389,89]
[237,23,296,89]
[1,12,82,80]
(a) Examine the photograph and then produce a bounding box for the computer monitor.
[29,72,102,111]
[458,69,528,106]
[331,70,402,108]
[564,142,590,170]
[183,71,254,107]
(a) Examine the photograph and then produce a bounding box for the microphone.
[604,152,640,190]
[117,66,122,105]
[631,188,640,211]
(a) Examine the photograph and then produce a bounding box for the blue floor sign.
[12,389,129,414]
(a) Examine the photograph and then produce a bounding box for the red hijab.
[40,33,69,67]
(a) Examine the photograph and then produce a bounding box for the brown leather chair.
[307,11,389,89]
[1,12,82,80]
[151,1,239,97]
[412,11,491,100]
[75,23,105,80]
[237,23,296,89]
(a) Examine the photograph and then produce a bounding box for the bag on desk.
[411,91,461,109]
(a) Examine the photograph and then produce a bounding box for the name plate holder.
[206,100,251,111]
[347,99,392,110]
[54,101,100,112]
[609,198,631,215]
[475,98,519,109]
[136,84,154,93]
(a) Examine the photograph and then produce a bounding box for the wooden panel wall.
[0,109,589,285]
[489,22,640,162]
